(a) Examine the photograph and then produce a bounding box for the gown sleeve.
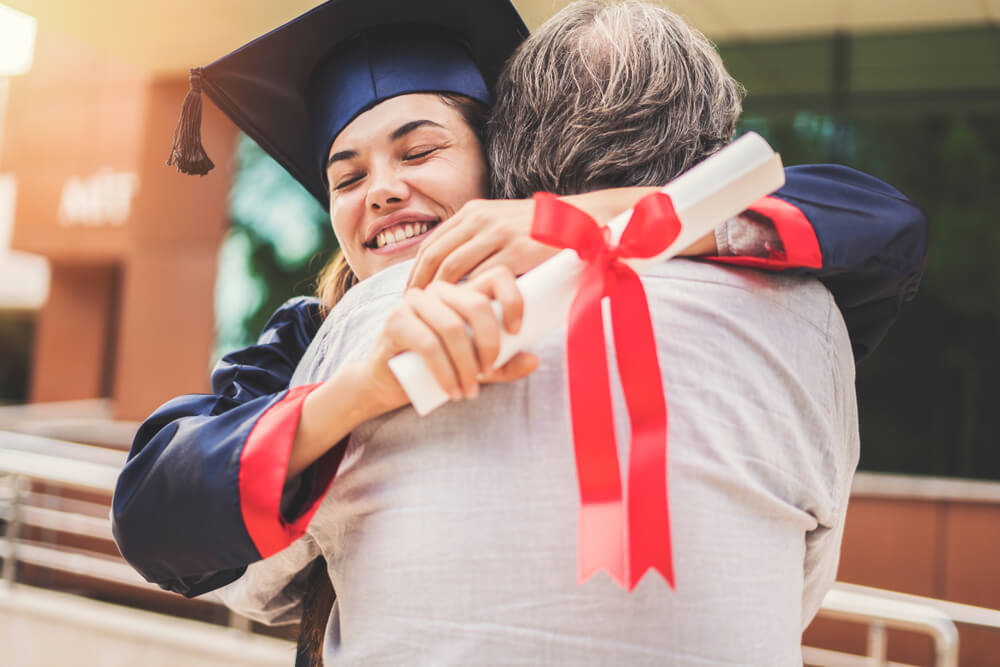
[112,296,346,597]
[708,164,928,361]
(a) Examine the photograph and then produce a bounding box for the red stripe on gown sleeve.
[239,383,337,558]
[706,195,823,270]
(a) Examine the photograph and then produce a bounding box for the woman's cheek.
[426,154,488,202]
[450,148,489,200]
[328,196,361,243]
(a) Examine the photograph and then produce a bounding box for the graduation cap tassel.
[166,68,215,176]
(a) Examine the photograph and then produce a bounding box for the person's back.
[250,256,856,665]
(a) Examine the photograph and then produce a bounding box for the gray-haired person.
[210,2,923,664]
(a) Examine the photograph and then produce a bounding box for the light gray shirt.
[219,258,858,666]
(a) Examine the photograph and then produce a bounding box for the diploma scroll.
[389,132,786,416]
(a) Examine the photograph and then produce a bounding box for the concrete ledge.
[0,584,295,667]
[852,472,1000,504]
[0,400,138,449]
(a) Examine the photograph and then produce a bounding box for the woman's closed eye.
[403,146,441,161]
[333,173,364,191]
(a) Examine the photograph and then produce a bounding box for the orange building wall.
[29,264,117,402]
[3,31,236,420]
[112,76,235,419]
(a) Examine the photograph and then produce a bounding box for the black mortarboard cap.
[167,0,528,208]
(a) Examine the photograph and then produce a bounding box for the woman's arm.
[113,272,537,596]
[285,267,537,480]
[725,164,928,360]
[406,188,675,288]
[407,164,928,361]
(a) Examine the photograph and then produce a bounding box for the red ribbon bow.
[531,192,680,591]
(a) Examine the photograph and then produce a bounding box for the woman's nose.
[366,165,409,211]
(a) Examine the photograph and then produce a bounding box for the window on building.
[723,26,1000,480]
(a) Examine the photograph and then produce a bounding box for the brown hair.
[315,250,359,316]
[488,0,744,199]
[297,557,334,666]
[314,92,489,314]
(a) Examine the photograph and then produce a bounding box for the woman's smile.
[371,221,436,250]
[364,210,441,253]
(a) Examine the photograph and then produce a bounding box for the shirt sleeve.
[213,534,323,626]
[112,297,346,597]
[707,164,928,361]
[714,215,785,260]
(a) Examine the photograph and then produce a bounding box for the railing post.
[229,609,252,632]
[932,623,960,667]
[1,473,26,587]
[866,621,888,666]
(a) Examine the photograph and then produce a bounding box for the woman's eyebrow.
[327,149,358,169]
[390,119,445,141]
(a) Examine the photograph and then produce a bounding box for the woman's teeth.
[375,222,432,249]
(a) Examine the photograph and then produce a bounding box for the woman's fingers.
[408,199,538,289]
[382,269,533,405]
[408,214,480,288]
[419,269,526,387]
[480,352,539,384]
[431,231,506,285]
[382,298,466,401]
[469,266,524,336]
[430,283,501,374]
[405,287,482,398]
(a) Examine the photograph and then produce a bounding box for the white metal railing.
[809,582,1000,666]
[1,431,122,590]
[815,585,959,667]
[4,429,1000,662]
[0,432,123,491]
[0,430,237,621]
[834,582,1000,631]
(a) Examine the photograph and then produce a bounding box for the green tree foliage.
[215,135,336,357]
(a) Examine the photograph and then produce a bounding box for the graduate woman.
[112,0,926,663]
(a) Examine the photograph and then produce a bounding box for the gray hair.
[488,0,744,198]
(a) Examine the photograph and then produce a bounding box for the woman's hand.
[288,267,537,481]
[407,188,718,289]
[407,199,557,288]
[362,265,539,412]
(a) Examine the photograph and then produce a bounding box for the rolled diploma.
[389,132,786,416]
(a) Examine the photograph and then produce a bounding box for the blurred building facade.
[0,30,236,420]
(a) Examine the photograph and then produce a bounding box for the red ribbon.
[531,192,679,591]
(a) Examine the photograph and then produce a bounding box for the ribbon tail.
[568,262,626,587]
[578,501,627,587]
[610,265,674,590]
